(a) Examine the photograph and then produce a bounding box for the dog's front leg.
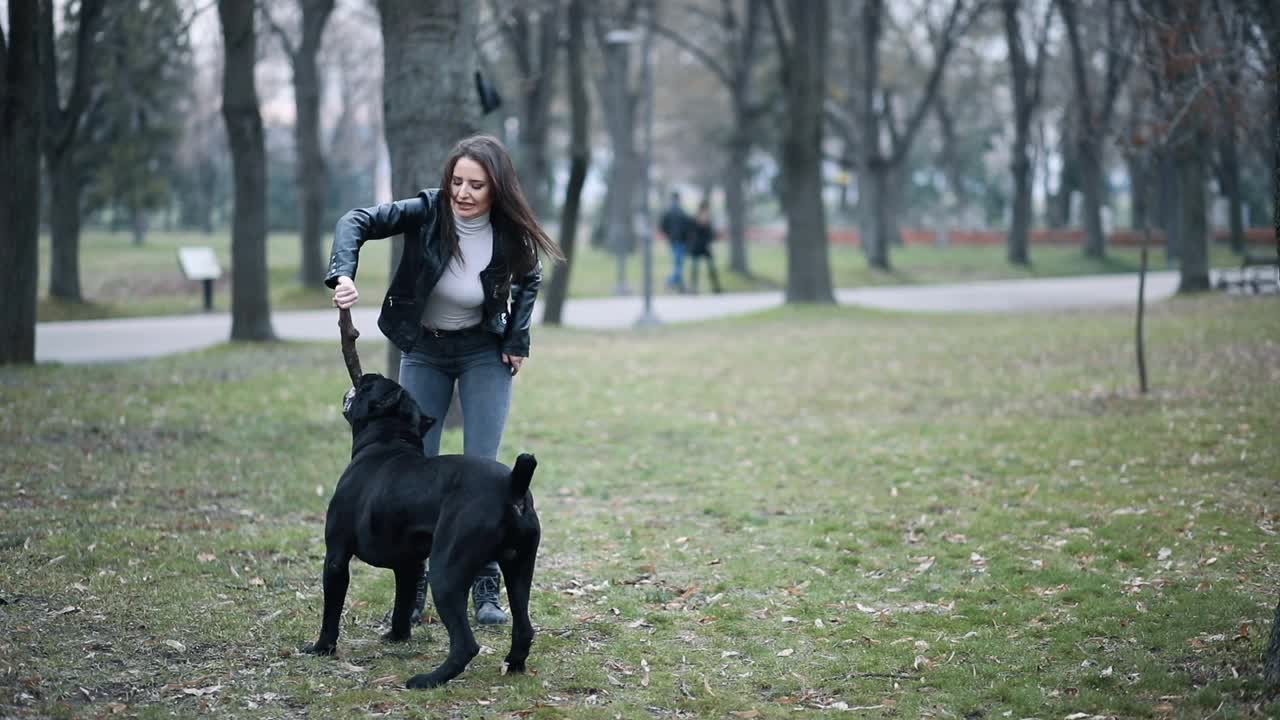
[383,564,423,643]
[304,550,352,655]
[406,563,480,688]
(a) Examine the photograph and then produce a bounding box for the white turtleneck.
[422,211,494,330]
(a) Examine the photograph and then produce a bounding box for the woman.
[326,134,562,626]
[687,200,721,294]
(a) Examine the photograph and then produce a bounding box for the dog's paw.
[302,642,336,656]
[406,673,446,689]
[503,657,527,674]
[381,629,411,644]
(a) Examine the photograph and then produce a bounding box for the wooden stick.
[338,307,362,385]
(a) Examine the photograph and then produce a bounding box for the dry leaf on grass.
[179,685,222,697]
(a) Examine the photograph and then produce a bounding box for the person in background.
[687,199,722,294]
[326,134,563,626]
[658,191,690,293]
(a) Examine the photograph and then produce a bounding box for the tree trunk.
[594,26,638,274]
[863,160,892,270]
[781,0,833,303]
[293,0,335,287]
[1077,139,1106,258]
[1157,148,1180,261]
[40,0,104,304]
[131,205,147,247]
[509,5,560,221]
[1049,134,1078,228]
[378,0,480,378]
[1009,143,1032,265]
[219,0,276,341]
[1126,151,1149,231]
[1003,0,1038,266]
[859,0,888,271]
[1176,129,1210,293]
[1216,132,1245,255]
[542,0,590,326]
[0,0,43,365]
[48,151,83,301]
[724,133,750,274]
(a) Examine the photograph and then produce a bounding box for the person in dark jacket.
[326,134,562,626]
[687,199,722,294]
[658,192,689,292]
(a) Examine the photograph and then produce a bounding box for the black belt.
[421,324,484,338]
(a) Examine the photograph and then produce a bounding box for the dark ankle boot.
[471,564,508,625]
[383,562,429,626]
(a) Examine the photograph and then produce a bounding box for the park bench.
[1215,253,1279,295]
[177,246,222,311]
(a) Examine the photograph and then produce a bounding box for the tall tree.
[267,0,336,286]
[854,0,976,270]
[40,0,104,302]
[0,0,43,364]
[767,0,833,302]
[654,0,773,276]
[1208,0,1250,255]
[1057,0,1134,258]
[492,0,562,219]
[592,0,645,294]
[219,0,276,340]
[1002,0,1052,265]
[543,0,592,325]
[84,0,193,247]
[378,0,481,378]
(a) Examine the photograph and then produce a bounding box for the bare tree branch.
[650,21,731,87]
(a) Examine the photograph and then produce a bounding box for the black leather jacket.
[324,189,542,356]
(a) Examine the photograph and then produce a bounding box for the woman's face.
[450,156,493,219]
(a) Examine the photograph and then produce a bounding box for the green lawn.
[36,228,1251,321]
[3,293,1278,718]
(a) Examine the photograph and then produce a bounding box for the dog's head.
[342,373,436,443]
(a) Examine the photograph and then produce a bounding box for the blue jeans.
[398,325,512,459]
[667,242,687,289]
[399,325,511,584]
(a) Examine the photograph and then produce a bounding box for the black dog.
[304,373,540,689]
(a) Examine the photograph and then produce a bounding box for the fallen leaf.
[197,552,216,563]
[180,685,223,697]
[163,640,186,653]
[730,711,761,718]
[776,648,794,657]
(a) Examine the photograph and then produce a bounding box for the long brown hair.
[436,135,563,275]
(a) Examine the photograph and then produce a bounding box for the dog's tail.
[510,453,537,499]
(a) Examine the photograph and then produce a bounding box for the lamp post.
[605,22,659,326]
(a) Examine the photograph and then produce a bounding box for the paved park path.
[35,271,1181,364]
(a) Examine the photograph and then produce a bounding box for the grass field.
[35,228,1253,322]
[3,292,1279,718]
